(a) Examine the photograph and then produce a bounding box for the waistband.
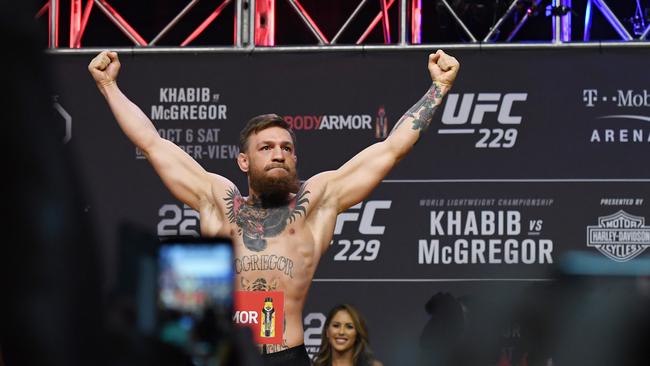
[261,344,310,365]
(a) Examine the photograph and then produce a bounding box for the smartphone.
[156,236,234,363]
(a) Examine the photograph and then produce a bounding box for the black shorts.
[261,345,311,366]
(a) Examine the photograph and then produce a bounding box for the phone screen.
[156,237,233,362]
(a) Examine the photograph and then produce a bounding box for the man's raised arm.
[322,50,460,212]
[88,51,230,212]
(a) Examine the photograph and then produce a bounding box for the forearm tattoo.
[225,185,310,252]
[391,82,444,135]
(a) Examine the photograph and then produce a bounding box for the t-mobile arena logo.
[582,88,650,109]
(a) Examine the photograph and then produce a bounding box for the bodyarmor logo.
[375,106,388,139]
[586,211,650,262]
[234,291,283,345]
[284,114,373,131]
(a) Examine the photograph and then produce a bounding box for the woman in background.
[313,304,383,366]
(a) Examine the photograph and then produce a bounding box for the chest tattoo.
[224,185,310,252]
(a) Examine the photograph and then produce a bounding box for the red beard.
[249,163,300,206]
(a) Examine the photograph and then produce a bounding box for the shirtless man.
[89,50,459,365]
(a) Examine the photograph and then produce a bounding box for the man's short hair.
[239,114,297,153]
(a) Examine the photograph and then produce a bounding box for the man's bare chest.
[224,186,312,252]
[232,230,317,294]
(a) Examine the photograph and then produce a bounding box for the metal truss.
[36,0,650,49]
[36,0,242,48]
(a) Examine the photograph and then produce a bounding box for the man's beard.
[249,163,300,206]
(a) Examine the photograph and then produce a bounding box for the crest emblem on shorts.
[586,210,650,262]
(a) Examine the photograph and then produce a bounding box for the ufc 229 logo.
[330,201,391,262]
[439,93,528,148]
[157,204,200,237]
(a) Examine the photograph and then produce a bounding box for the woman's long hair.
[313,304,375,366]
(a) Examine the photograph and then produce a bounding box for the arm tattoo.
[390,82,444,136]
[224,185,311,252]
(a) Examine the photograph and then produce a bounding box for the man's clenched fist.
[428,50,460,88]
[88,51,120,88]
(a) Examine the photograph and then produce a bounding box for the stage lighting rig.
[545,4,571,17]
[630,0,648,36]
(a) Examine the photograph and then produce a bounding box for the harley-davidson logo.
[587,211,650,262]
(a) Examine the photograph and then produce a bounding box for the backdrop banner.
[50,48,650,365]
